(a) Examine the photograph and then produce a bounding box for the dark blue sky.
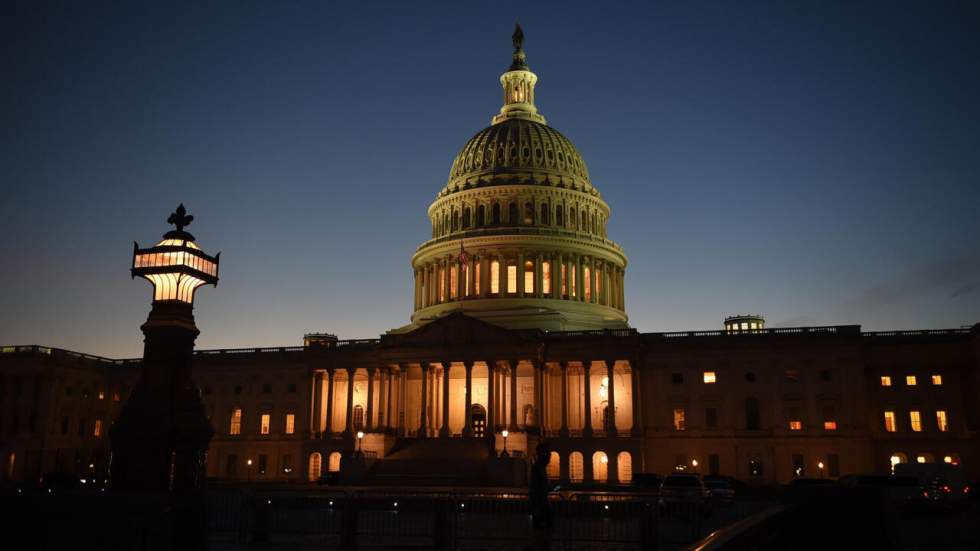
[2,1,978,357]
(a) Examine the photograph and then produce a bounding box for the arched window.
[745,397,760,430]
[592,451,609,482]
[432,219,437,238]
[476,205,486,226]
[889,452,908,473]
[542,261,551,294]
[443,214,450,235]
[570,207,577,229]
[915,453,935,464]
[547,451,560,480]
[452,210,459,232]
[508,203,518,225]
[556,207,563,227]
[308,452,322,482]
[617,452,632,484]
[462,207,471,229]
[353,405,364,429]
[328,452,342,472]
[524,202,534,225]
[492,203,501,225]
[581,211,586,232]
[541,203,550,225]
[592,212,597,234]
[569,452,584,483]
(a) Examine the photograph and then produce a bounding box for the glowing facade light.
[131,204,219,304]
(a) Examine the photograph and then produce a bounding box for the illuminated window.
[542,261,551,294]
[789,420,802,431]
[880,376,892,387]
[673,408,686,431]
[909,411,922,432]
[883,411,896,432]
[905,375,917,386]
[571,265,577,297]
[450,265,458,299]
[507,265,517,293]
[936,410,948,432]
[703,371,716,384]
[931,374,942,386]
[569,452,584,483]
[490,261,500,293]
[260,414,271,435]
[916,455,926,464]
[592,451,608,482]
[524,260,534,294]
[230,408,242,435]
[113,391,121,401]
[285,413,295,435]
[438,268,445,301]
[98,390,105,400]
[547,451,560,480]
[889,453,906,473]
[308,453,321,481]
[328,452,342,472]
[584,267,591,301]
[94,419,103,437]
[561,264,567,296]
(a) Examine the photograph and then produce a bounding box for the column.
[606,359,617,436]
[386,368,395,432]
[631,362,642,437]
[421,267,428,307]
[463,361,474,436]
[535,253,544,298]
[509,360,519,431]
[589,257,597,304]
[365,367,376,431]
[443,258,451,302]
[467,256,476,297]
[486,362,496,433]
[325,368,335,436]
[418,362,429,437]
[560,361,569,436]
[619,268,625,309]
[455,259,462,300]
[480,253,489,297]
[582,360,593,437]
[517,252,525,297]
[311,371,323,435]
[552,254,562,300]
[576,255,584,301]
[440,362,451,437]
[344,367,355,435]
[604,264,612,306]
[378,367,387,429]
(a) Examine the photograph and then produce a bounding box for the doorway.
[471,404,487,438]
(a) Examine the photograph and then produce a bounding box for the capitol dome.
[398,25,629,333]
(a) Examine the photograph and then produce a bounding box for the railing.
[645,325,861,339]
[414,225,626,254]
[0,345,141,365]
[862,328,971,337]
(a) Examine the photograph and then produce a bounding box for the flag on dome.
[458,241,468,265]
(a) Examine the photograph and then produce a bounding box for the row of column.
[413,252,625,311]
[308,359,643,439]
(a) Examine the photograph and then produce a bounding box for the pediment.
[383,312,531,349]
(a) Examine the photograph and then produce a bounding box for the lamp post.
[817,461,825,479]
[247,459,253,482]
[691,459,699,469]
[501,429,509,457]
[357,431,365,454]
[109,204,219,495]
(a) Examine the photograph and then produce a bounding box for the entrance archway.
[471,404,487,438]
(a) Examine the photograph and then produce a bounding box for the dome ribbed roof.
[440,118,595,197]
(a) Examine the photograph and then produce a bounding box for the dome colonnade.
[407,25,628,332]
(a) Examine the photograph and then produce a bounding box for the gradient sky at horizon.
[2,1,979,357]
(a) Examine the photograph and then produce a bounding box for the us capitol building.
[1,28,977,488]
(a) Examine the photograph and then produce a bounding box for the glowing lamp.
[132,204,219,304]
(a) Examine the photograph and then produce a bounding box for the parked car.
[704,478,735,505]
[895,463,970,507]
[659,473,712,517]
[632,472,664,489]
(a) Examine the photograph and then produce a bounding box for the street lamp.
[691,459,699,469]
[501,429,509,457]
[357,431,365,454]
[247,458,253,482]
[817,461,825,479]
[110,204,219,493]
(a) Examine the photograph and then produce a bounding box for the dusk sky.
[2,1,978,358]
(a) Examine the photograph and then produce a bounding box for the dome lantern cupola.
[492,24,545,126]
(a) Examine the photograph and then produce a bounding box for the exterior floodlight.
[132,204,219,304]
